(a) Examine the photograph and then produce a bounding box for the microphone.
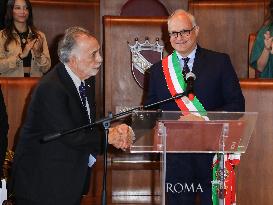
[185,72,196,100]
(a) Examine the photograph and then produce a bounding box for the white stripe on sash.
[167,55,201,115]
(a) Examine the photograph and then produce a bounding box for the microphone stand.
[101,112,112,205]
[42,92,187,205]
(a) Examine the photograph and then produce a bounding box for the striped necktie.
[181,57,190,78]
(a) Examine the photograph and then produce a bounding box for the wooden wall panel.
[100,0,188,17]
[104,16,168,114]
[0,77,39,150]
[31,1,100,66]
[31,0,98,2]
[31,0,103,116]
[237,79,273,205]
[189,1,266,78]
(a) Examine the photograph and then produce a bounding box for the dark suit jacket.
[12,63,102,204]
[145,46,245,204]
[145,45,245,112]
[0,86,8,178]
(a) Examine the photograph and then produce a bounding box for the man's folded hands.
[108,124,135,150]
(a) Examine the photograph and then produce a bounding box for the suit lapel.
[192,45,204,77]
[56,63,88,121]
[84,76,95,106]
[85,77,96,122]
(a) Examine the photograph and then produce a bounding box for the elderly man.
[12,27,133,205]
[145,10,245,204]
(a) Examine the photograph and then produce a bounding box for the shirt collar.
[176,46,197,72]
[176,46,197,61]
[64,63,83,90]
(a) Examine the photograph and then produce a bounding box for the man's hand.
[108,124,135,150]
[179,113,205,121]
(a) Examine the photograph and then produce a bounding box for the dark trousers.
[15,198,39,205]
[166,153,214,205]
[15,197,81,205]
[82,167,91,195]
[13,168,91,205]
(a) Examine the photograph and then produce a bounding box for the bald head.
[168,9,197,32]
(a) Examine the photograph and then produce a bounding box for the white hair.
[58,26,92,63]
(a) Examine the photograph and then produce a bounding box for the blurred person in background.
[0,0,51,77]
[250,0,273,78]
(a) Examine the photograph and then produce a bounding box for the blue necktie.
[79,82,96,167]
[79,82,90,122]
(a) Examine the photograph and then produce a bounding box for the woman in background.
[0,0,50,77]
[250,0,273,78]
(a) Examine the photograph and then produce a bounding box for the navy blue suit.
[145,46,245,205]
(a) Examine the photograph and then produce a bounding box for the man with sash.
[145,9,245,205]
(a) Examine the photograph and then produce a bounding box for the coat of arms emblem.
[128,38,164,88]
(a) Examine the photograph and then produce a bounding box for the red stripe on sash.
[162,57,189,112]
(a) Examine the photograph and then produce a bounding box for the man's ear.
[67,55,77,69]
[195,25,200,36]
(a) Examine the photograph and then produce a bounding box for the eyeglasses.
[169,26,196,38]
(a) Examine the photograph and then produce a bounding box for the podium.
[130,111,257,205]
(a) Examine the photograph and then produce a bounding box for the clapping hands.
[108,124,135,150]
[32,36,43,57]
[20,36,43,58]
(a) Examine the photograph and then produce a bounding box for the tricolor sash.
[162,51,206,116]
